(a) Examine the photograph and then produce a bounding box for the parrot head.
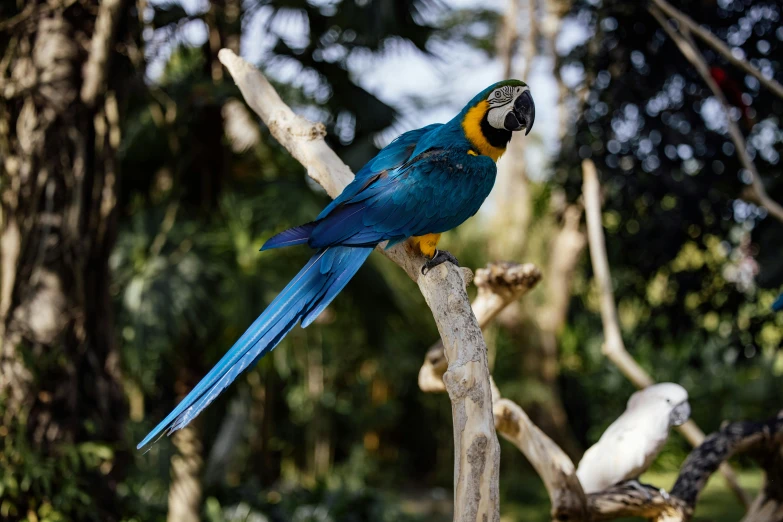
[627,382,691,427]
[484,79,536,135]
[457,80,536,161]
[669,399,691,427]
[470,79,536,134]
[459,80,535,161]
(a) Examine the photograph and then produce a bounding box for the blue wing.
[309,149,497,247]
[316,124,442,219]
[263,124,441,251]
[140,123,499,449]
[265,148,497,252]
[141,124,445,448]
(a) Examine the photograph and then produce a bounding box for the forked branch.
[419,261,542,392]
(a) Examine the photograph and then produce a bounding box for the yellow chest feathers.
[461,100,506,162]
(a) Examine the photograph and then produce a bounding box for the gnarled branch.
[494,398,588,521]
[417,261,588,521]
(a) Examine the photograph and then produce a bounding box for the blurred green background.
[1,0,781,520]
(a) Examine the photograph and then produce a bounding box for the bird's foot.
[624,479,653,502]
[421,249,459,275]
[659,488,670,501]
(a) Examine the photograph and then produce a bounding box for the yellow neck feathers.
[461,100,506,162]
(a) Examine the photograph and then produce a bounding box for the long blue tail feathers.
[137,245,372,449]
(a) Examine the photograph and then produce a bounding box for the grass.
[498,468,763,522]
[640,469,762,522]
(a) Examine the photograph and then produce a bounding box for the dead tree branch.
[494,398,588,521]
[742,412,783,522]
[581,160,654,389]
[649,6,783,225]
[581,158,751,508]
[673,412,783,513]
[218,49,500,521]
[417,261,589,521]
[538,202,587,332]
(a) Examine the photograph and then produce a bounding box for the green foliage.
[0,418,115,521]
[203,485,422,522]
[555,0,783,440]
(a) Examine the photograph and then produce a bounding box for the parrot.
[576,383,691,494]
[137,80,536,449]
[773,293,783,312]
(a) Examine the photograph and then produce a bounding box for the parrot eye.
[666,399,672,404]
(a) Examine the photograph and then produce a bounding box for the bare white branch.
[581,158,751,508]
[419,262,542,393]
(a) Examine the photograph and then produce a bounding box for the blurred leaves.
[552,0,783,438]
[0,424,116,521]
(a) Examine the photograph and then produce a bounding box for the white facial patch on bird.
[486,85,529,130]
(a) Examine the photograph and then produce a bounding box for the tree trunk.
[0,0,136,518]
[168,369,204,522]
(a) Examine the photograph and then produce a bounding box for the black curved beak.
[503,90,536,135]
[669,401,691,427]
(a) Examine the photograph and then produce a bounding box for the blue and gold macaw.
[138,80,535,448]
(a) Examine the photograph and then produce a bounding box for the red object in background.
[710,66,756,131]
